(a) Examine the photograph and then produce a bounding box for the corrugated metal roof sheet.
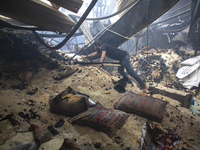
[0,0,83,33]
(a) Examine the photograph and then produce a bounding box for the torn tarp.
[176,56,200,89]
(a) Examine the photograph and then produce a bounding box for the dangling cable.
[33,0,98,50]
[145,0,149,78]
[146,0,149,63]
[70,0,140,20]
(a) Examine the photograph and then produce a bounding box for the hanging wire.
[146,0,149,63]
[33,0,98,50]
[69,0,139,20]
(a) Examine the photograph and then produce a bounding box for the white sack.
[179,55,200,67]
[176,55,200,89]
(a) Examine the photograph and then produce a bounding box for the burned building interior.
[0,0,200,150]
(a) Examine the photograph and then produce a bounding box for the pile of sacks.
[49,86,129,138]
[49,86,168,138]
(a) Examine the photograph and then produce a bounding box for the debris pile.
[130,47,199,91]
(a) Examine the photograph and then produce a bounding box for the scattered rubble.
[0,28,200,149]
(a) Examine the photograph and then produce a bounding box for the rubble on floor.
[0,29,200,150]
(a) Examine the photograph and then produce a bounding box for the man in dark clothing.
[81,40,149,92]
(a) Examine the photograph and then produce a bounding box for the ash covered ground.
[0,28,200,150]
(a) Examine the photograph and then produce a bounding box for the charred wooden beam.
[48,0,83,13]
[149,86,192,109]
[0,0,76,33]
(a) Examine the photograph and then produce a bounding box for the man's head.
[94,39,103,50]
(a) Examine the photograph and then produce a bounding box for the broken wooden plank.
[149,86,192,109]
[48,0,83,13]
[0,0,76,33]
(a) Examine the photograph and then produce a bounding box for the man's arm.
[98,50,106,69]
[81,51,98,58]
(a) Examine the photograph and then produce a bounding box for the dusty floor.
[0,28,200,150]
